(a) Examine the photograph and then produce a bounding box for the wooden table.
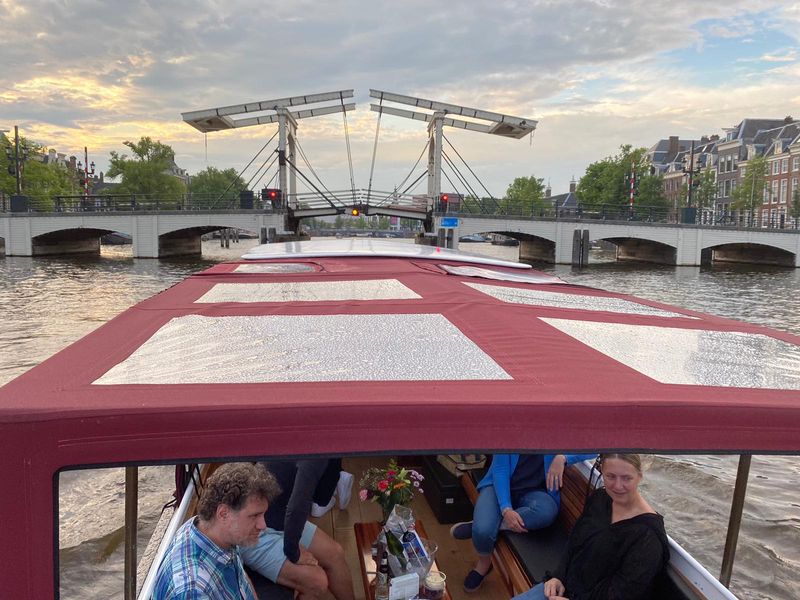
[354,520,452,600]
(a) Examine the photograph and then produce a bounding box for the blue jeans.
[471,485,558,555]
[512,582,546,600]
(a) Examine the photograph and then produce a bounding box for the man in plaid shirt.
[152,463,280,599]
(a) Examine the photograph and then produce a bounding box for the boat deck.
[310,456,508,600]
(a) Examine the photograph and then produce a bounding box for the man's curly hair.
[197,463,280,521]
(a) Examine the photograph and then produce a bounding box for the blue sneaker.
[449,521,473,540]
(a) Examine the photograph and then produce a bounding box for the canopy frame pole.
[124,466,139,600]
[719,454,751,588]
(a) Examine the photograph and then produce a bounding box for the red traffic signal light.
[263,188,281,200]
[440,193,449,202]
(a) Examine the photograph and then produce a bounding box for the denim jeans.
[512,582,546,600]
[471,485,559,555]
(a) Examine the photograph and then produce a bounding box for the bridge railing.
[443,202,800,230]
[6,193,280,213]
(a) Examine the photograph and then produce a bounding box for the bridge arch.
[702,242,796,267]
[31,227,129,256]
[592,236,678,265]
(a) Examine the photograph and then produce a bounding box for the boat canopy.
[1,240,799,598]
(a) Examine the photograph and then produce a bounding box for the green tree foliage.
[577,145,669,217]
[732,155,768,217]
[188,166,246,203]
[1,134,79,208]
[502,175,546,215]
[789,187,800,229]
[691,169,717,210]
[106,137,185,200]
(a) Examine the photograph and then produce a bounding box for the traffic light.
[262,188,281,201]
[439,193,449,211]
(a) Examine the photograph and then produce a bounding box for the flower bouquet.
[358,459,424,522]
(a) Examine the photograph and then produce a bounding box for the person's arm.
[580,528,666,600]
[283,460,328,562]
[489,454,514,512]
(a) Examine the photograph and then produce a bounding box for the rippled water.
[1,239,798,600]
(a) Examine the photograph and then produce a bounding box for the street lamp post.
[76,146,95,208]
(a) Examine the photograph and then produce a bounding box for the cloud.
[0,0,797,194]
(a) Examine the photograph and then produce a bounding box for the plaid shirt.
[151,518,257,600]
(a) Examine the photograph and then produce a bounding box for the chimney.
[668,136,679,158]
[700,136,709,144]
[68,156,77,171]
[100,171,104,183]
[569,177,577,193]
[710,134,719,142]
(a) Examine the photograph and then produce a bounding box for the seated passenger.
[450,453,595,592]
[512,453,669,600]
[241,459,355,600]
[151,462,280,600]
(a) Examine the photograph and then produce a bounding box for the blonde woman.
[513,454,669,600]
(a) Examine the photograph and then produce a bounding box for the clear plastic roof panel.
[442,265,565,284]
[542,317,800,389]
[467,283,690,318]
[93,314,512,384]
[233,263,316,273]
[195,279,421,303]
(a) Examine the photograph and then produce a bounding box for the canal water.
[0,239,798,600]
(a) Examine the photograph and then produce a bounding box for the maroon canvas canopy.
[2,245,799,598]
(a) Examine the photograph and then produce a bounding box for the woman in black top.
[513,454,669,600]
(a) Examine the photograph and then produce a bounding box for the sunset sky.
[1,0,798,196]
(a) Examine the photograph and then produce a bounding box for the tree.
[790,187,800,229]
[691,169,717,211]
[188,167,246,205]
[106,137,185,201]
[1,135,79,208]
[502,175,546,216]
[576,145,669,218]
[732,155,768,224]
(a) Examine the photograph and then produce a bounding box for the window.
[780,179,788,203]
[793,157,799,172]
[773,161,780,175]
[740,166,746,177]
[792,178,798,195]
[782,158,789,173]
[772,180,779,203]
[724,179,731,197]
[727,156,733,172]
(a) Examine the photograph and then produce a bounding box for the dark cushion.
[500,524,569,585]
[245,566,294,600]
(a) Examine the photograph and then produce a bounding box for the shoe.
[337,471,354,510]
[449,521,473,540]
[310,496,335,518]
[463,564,493,593]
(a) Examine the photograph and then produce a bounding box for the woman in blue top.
[451,453,595,593]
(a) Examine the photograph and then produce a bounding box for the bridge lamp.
[350,207,360,217]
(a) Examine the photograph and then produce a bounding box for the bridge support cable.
[389,140,430,203]
[213,130,278,207]
[401,171,428,196]
[340,91,357,205]
[293,137,339,206]
[439,160,466,207]
[443,133,501,211]
[245,151,279,191]
[442,150,483,211]
[366,94,384,205]
[282,155,339,210]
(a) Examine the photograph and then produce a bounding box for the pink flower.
[359,489,368,502]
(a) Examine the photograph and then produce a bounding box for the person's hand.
[546,455,567,492]
[543,577,565,598]
[502,508,527,533]
[297,547,318,566]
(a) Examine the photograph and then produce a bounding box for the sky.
[1,0,798,197]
